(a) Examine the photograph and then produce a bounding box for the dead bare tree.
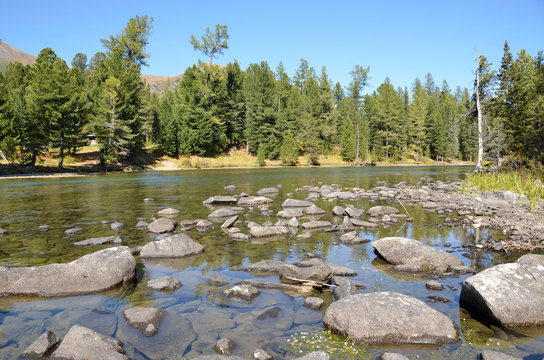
[475,48,484,172]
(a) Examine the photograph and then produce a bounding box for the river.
[0,166,542,359]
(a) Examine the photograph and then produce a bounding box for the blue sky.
[2,0,543,94]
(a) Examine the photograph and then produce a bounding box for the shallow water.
[0,166,542,359]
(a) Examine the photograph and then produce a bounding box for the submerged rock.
[295,351,330,360]
[215,338,235,355]
[147,276,182,292]
[282,199,313,207]
[460,257,544,327]
[123,307,167,337]
[301,221,332,230]
[245,259,287,274]
[279,262,332,284]
[208,208,239,218]
[480,350,522,360]
[50,325,127,360]
[64,227,83,235]
[73,236,122,246]
[377,353,409,360]
[148,218,177,233]
[372,237,463,271]
[140,234,205,258]
[303,296,324,311]
[203,196,237,205]
[323,292,458,345]
[249,225,289,238]
[110,222,125,230]
[0,246,135,297]
[224,284,260,301]
[21,330,60,359]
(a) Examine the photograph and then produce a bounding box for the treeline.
[0,16,541,168]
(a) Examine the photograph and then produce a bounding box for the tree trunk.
[58,146,64,169]
[0,148,8,162]
[475,48,484,172]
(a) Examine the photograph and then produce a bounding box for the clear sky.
[2,0,543,94]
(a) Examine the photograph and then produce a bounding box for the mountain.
[141,73,184,95]
[0,41,36,67]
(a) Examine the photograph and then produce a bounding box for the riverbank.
[0,146,474,179]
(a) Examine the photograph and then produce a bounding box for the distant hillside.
[141,73,184,95]
[0,41,36,68]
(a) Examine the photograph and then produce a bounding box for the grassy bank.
[463,170,544,210]
[1,146,473,176]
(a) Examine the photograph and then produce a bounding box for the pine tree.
[280,130,298,165]
[408,78,427,161]
[340,115,356,162]
[256,144,266,166]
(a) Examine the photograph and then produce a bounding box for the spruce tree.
[340,116,356,162]
[280,130,298,165]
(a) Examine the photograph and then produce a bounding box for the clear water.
[0,166,542,359]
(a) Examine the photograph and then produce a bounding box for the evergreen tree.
[372,78,403,161]
[340,115,356,162]
[408,78,426,161]
[280,130,298,165]
[189,24,229,65]
[256,144,266,166]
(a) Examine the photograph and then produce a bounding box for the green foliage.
[340,116,356,162]
[280,130,298,165]
[190,24,229,65]
[256,144,266,166]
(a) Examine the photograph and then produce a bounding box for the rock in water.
[323,292,458,345]
[208,208,238,218]
[306,204,326,215]
[480,350,522,360]
[282,199,313,208]
[303,297,324,311]
[21,330,60,359]
[245,259,287,274]
[279,262,332,284]
[147,276,182,292]
[277,208,304,218]
[372,237,463,271]
[148,218,177,233]
[203,196,237,205]
[301,221,332,230]
[295,351,330,360]
[256,187,280,195]
[460,258,544,327]
[157,208,180,216]
[221,215,239,228]
[110,222,125,230]
[50,325,127,360]
[366,206,400,216]
[237,196,273,206]
[377,353,410,360]
[215,338,235,355]
[253,348,274,360]
[0,247,135,297]
[140,234,205,258]
[73,236,122,246]
[224,284,260,301]
[0,228,8,235]
[249,225,289,238]
[123,307,167,337]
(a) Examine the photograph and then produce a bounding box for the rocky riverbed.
[0,169,543,359]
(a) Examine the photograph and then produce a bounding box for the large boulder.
[21,331,60,359]
[460,257,544,327]
[282,199,314,207]
[50,325,127,360]
[279,262,332,284]
[323,292,458,345]
[73,236,122,246]
[140,234,205,258]
[0,247,135,297]
[148,218,177,233]
[372,237,463,271]
[123,307,167,337]
[203,196,237,205]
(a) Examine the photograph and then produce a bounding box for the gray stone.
[287,217,300,227]
[341,216,354,230]
[140,234,205,258]
[303,296,324,311]
[301,221,332,230]
[73,236,122,246]
[377,353,410,360]
[460,260,544,327]
[135,221,149,229]
[245,260,287,274]
[325,191,357,200]
[237,196,273,206]
[215,337,235,355]
[148,218,177,233]
[254,306,294,330]
[323,292,458,345]
[295,351,330,360]
[38,225,51,231]
[329,263,357,276]
[366,206,400,216]
[426,280,444,291]
[372,237,464,271]
[203,196,237,205]
[21,330,60,359]
[480,350,522,360]
[192,356,244,360]
[0,228,8,235]
[256,187,280,195]
[253,348,274,360]
[230,232,249,242]
[282,199,314,207]
[157,208,180,216]
[306,204,326,215]
[110,222,124,230]
[339,231,368,245]
[50,325,127,360]
[249,225,289,238]
[123,307,167,337]
[0,246,135,297]
[333,280,358,300]
[516,254,544,265]
[297,231,312,240]
[224,185,238,191]
[277,208,304,218]
[224,284,260,301]
[209,208,238,218]
[143,198,154,202]
[196,219,214,228]
[64,227,83,235]
[332,206,345,216]
[279,262,332,284]
[147,276,182,292]
[350,219,379,229]
[344,206,364,218]
[221,215,239,228]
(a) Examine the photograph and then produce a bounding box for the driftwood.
[237,278,332,293]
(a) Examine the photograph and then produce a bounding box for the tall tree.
[190,24,229,65]
[408,78,426,161]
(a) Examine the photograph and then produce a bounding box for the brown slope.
[0,41,36,67]
[141,73,184,95]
